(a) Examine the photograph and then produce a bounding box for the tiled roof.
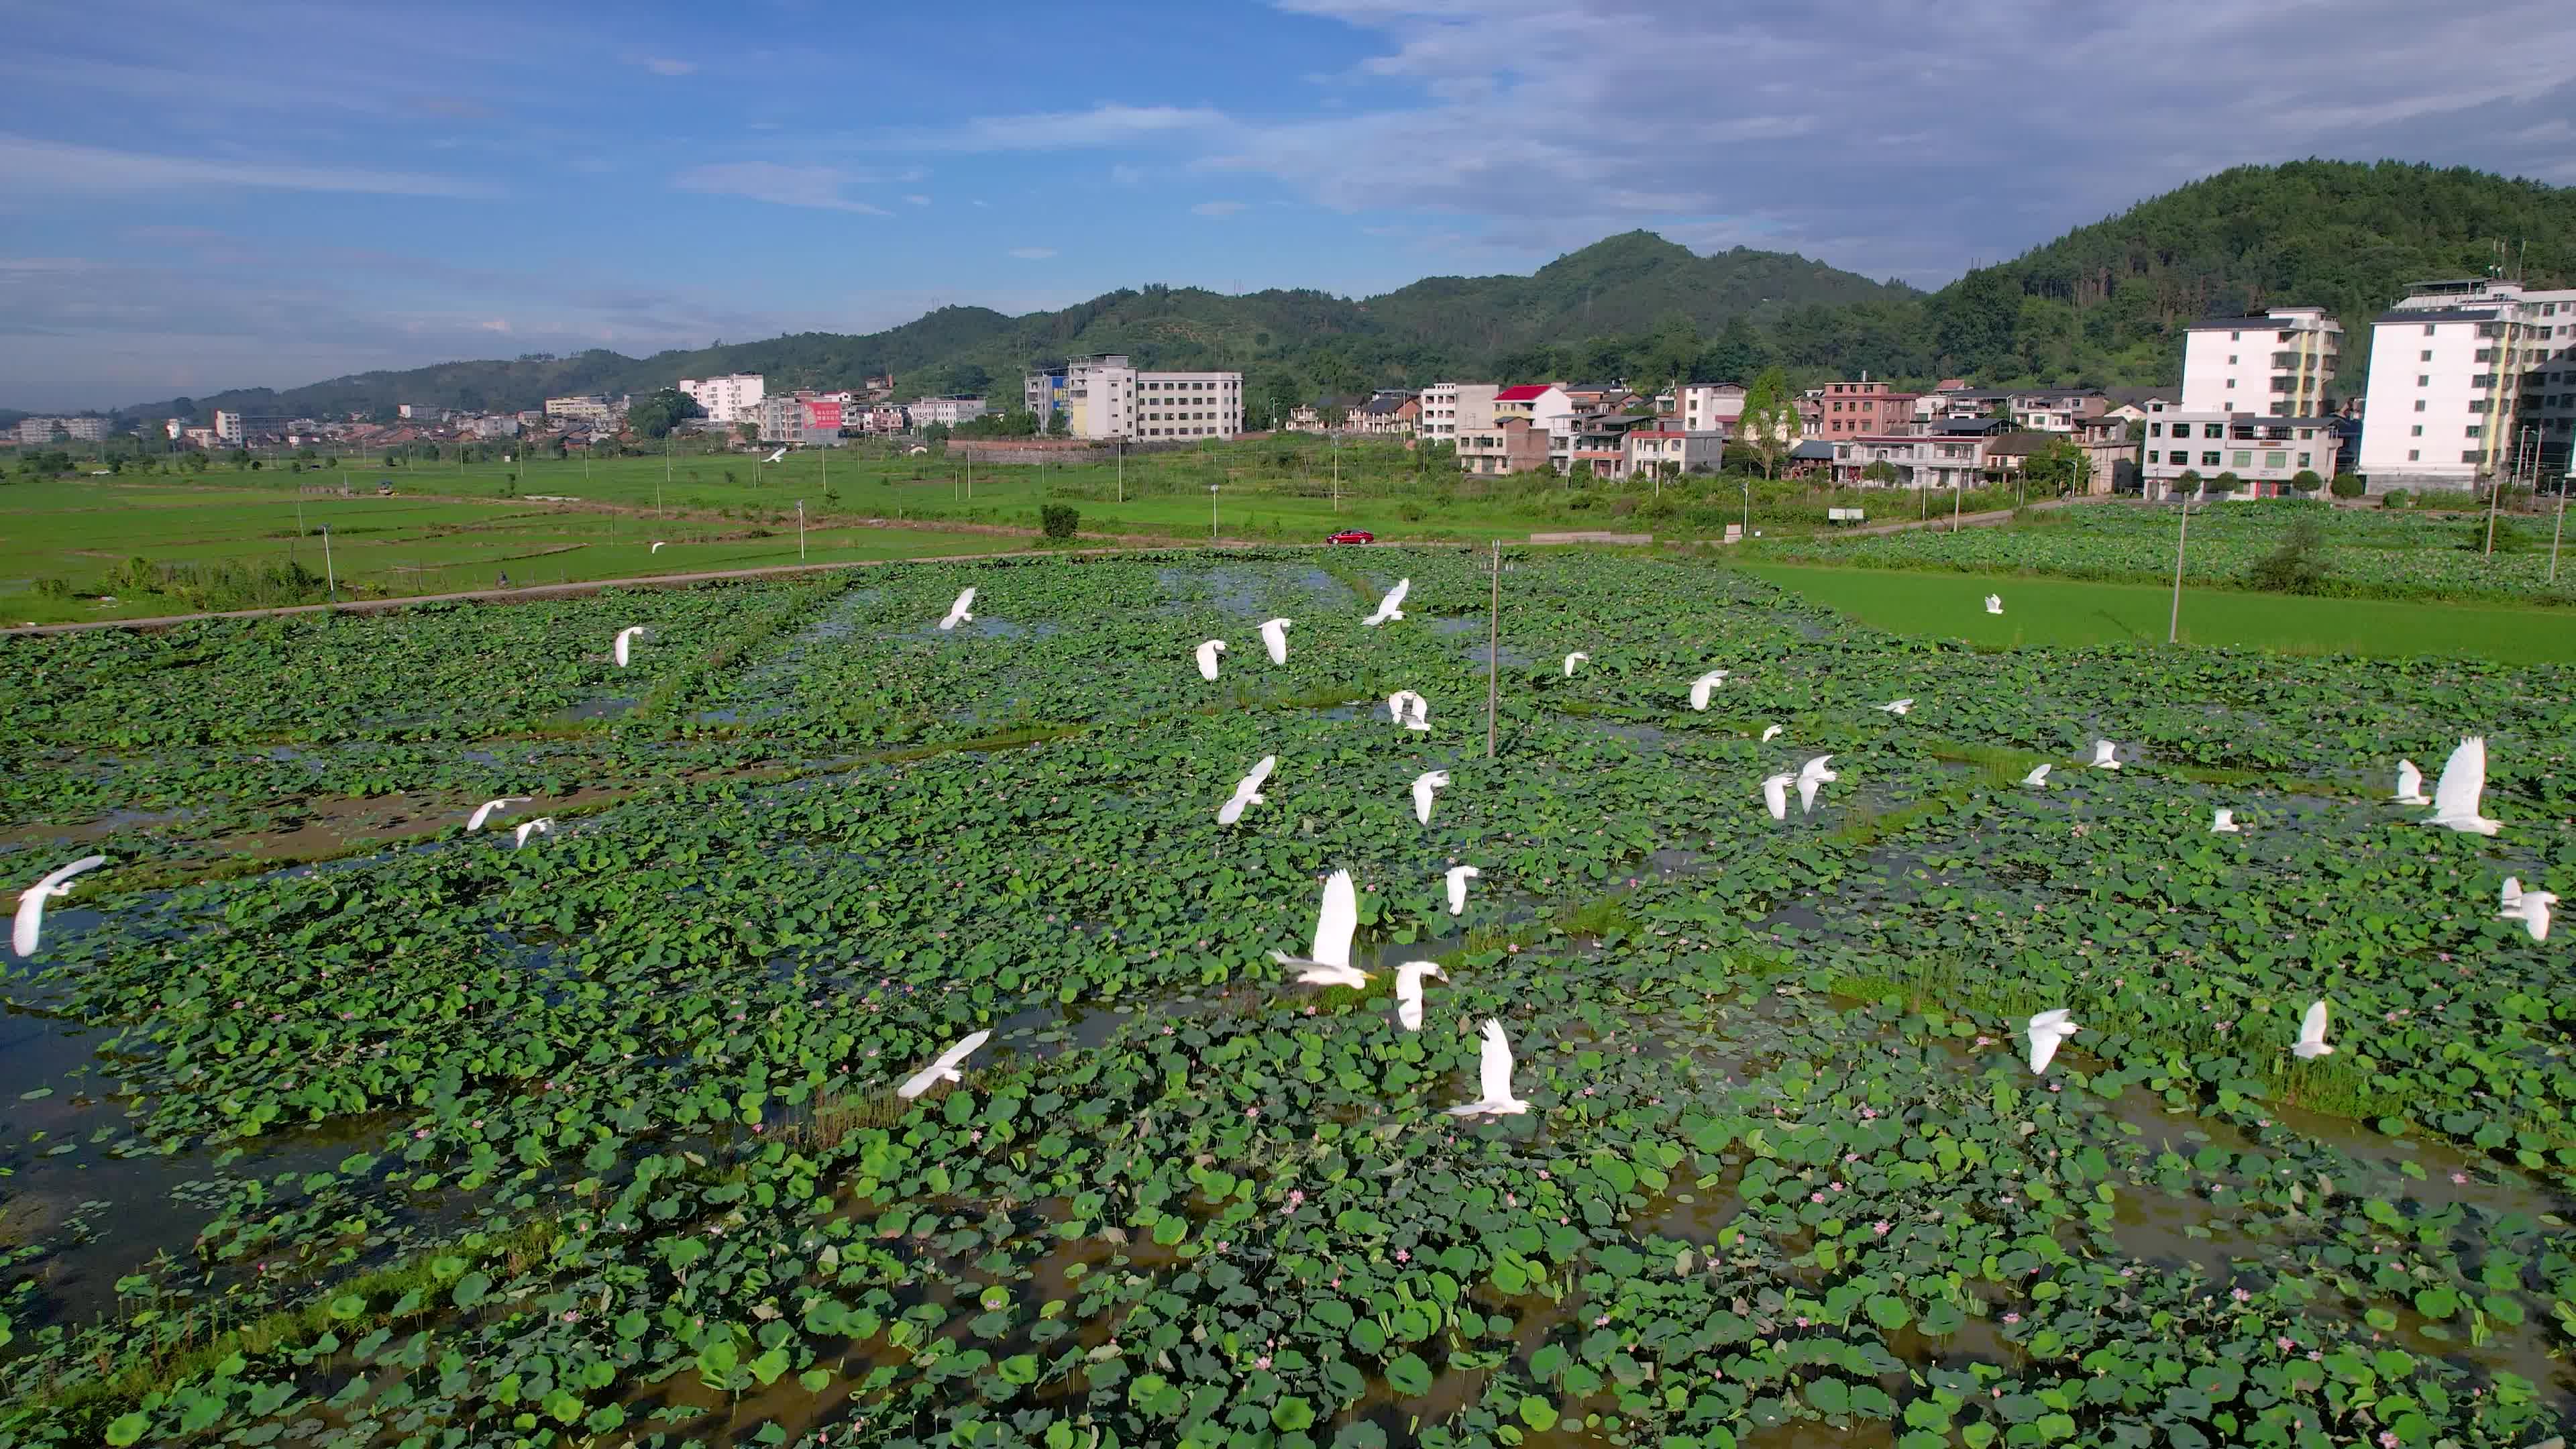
[1493,384,1556,401]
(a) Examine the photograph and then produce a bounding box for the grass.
[1739,562,2576,664]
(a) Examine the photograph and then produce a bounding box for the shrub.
[2207,472,2242,498]
[2288,470,2323,496]
[2330,473,2365,500]
[2243,516,2333,593]
[2381,489,2409,509]
[32,578,72,600]
[1565,492,1595,511]
[1039,503,1079,540]
[1397,502,1426,523]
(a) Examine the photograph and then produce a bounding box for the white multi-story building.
[1417,382,1497,443]
[906,396,989,429]
[2514,290,2576,481]
[545,395,619,427]
[212,410,244,445]
[1675,383,1747,433]
[2139,398,2341,498]
[15,417,108,443]
[678,374,765,426]
[2180,307,2341,416]
[1054,355,1242,441]
[2357,280,2573,490]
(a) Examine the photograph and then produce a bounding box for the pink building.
[1811,380,1921,439]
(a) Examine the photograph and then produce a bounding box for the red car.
[1327,529,1375,545]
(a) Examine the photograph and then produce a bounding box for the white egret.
[1688,670,1728,711]
[1445,865,1480,915]
[763,447,787,464]
[612,626,649,668]
[2210,808,2241,834]
[1218,756,1277,826]
[2392,759,2429,805]
[1273,869,1366,985]
[2422,735,2500,835]
[13,855,107,959]
[1394,962,1448,1032]
[2022,763,2052,788]
[938,588,977,631]
[2292,1000,2333,1060]
[896,1030,991,1099]
[1446,1019,1531,1118]
[1562,651,1588,678]
[1386,690,1430,731]
[2089,740,2121,769]
[2027,1008,2080,1073]
[1362,578,1410,626]
[1796,755,1837,814]
[1411,770,1451,826]
[2500,889,2556,943]
[1195,639,1227,681]
[513,818,555,849]
[1760,724,1782,743]
[650,541,669,554]
[1985,594,2004,615]
[1760,773,1794,822]
[2502,876,2524,910]
[467,797,533,831]
[1878,698,1913,716]
[1258,617,1292,665]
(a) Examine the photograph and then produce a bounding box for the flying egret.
[2027,1008,2080,1074]
[1688,670,1728,711]
[2292,1000,2333,1060]
[1760,772,1794,822]
[2502,876,2524,910]
[467,797,533,831]
[13,855,107,959]
[2022,763,2052,788]
[513,818,555,849]
[1760,724,1782,743]
[896,1030,991,1099]
[2392,759,2429,805]
[1273,869,1365,985]
[1985,594,2004,615]
[1411,769,1451,826]
[1878,698,1913,716]
[1562,651,1588,678]
[938,588,976,631]
[1446,1019,1531,1117]
[2210,808,2241,834]
[1445,864,1480,915]
[650,541,669,554]
[612,626,649,668]
[2499,889,2556,943]
[1362,578,1411,626]
[2089,740,2121,769]
[1195,639,1227,681]
[1258,617,1292,665]
[1796,755,1837,814]
[2421,735,2500,835]
[1394,961,1449,1032]
[1387,690,1430,731]
[1218,755,1277,826]
[763,447,787,464]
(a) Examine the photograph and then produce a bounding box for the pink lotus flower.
[1810,1191,1825,1203]
[1255,1355,1271,1371]
[1395,1250,1410,1263]
[1594,1315,1610,1326]
[1872,1221,1890,1236]
[2002,1313,2021,1324]
[2231,1287,2250,1303]
[1245,1106,1259,1118]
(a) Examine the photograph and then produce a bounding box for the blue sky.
[4,0,2574,410]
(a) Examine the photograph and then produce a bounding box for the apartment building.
[678,374,765,425]
[14,416,108,443]
[2513,290,2576,478]
[1828,434,1991,490]
[2180,307,2341,417]
[2140,398,2339,498]
[906,396,989,429]
[544,395,619,427]
[2355,279,2564,489]
[1623,428,1727,477]
[1044,355,1243,441]
[213,410,245,445]
[1456,417,1548,476]
[1417,382,1497,443]
[1023,368,1070,422]
[2006,389,2110,433]
[1809,380,1919,438]
[1674,383,1746,433]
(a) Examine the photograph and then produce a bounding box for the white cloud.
[904,193,930,205]
[1008,247,1057,260]
[1191,200,1249,218]
[879,103,1229,152]
[0,134,498,199]
[631,55,696,76]
[672,162,892,215]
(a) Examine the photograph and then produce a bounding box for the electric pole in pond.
[2553,462,2572,584]
[2167,480,2198,645]
[1485,539,1501,759]
[321,524,337,604]
[798,499,806,560]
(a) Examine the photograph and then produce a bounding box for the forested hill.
[107,234,1909,423]
[98,160,2576,424]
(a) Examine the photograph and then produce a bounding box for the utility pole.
[2485,455,2504,557]
[1209,481,1220,541]
[798,499,806,560]
[2167,481,2198,645]
[2551,462,2570,584]
[1331,433,1340,513]
[1951,470,1964,532]
[1485,539,1500,759]
[1116,440,1125,504]
[321,524,337,604]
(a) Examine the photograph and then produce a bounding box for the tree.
[2288,469,2322,496]
[2243,515,2332,593]
[1640,311,1699,393]
[1739,366,1802,479]
[2174,468,2203,498]
[2207,471,2242,498]
[2021,438,2090,497]
[1046,409,1070,438]
[1860,460,1899,486]
[1319,405,1349,430]
[737,421,761,445]
[627,388,702,439]
[923,422,951,444]
[1040,504,1079,540]
[2329,472,2365,499]
[1697,315,1768,382]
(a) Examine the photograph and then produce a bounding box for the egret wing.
[2395,759,2422,798]
[1477,1020,1515,1102]
[2299,1000,2329,1049]
[2429,736,2485,819]
[1312,870,1358,968]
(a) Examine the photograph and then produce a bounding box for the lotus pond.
[3,548,2574,1449]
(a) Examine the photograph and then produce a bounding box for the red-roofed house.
[1491,384,1572,429]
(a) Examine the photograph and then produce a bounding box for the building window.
[2145,451,2159,465]
[2418,376,2430,387]
[2423,324,2436,336]
[2202,451,2220,467]
[2410,424,2424,436]
[2204,423,2224,439]
[2232,451,2253,468]
[2408,449,2420,461]
[2422,351,2433,362]
[2413,399,2426,412]
[2463,450,2483,464]
[2265,451,2288,470]
[2465,424,2482,438]
[2297,453,2311,468]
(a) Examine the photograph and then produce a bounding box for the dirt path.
[0,540,1307,637]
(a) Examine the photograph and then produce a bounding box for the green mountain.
[88,160,2576,426]
[105,234,1911,425]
